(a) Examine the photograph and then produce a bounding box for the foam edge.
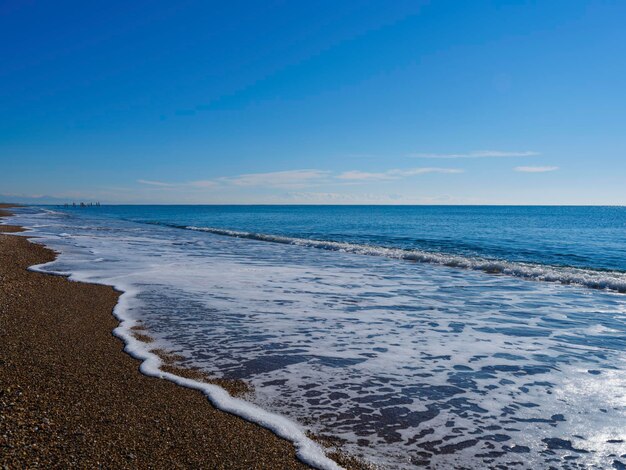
[11,229,344,470]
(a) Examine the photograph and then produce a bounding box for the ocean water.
[6,205,626,469]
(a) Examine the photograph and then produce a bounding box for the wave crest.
[186,226,626,294]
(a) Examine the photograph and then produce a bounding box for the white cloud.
[222,169,330,188]
[137,179,178,187]
[282,192,479,205]
[336,167,463,181]
[389,167,464,176]
[138,167,462,192]
[411,150,540,159]
[137,179,218,189]
[284,192,405,204]
[336,170,397,181]
[514,166,559,173]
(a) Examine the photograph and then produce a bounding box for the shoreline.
[0,204,325,469]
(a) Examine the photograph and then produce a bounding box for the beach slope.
[0,206,310,469]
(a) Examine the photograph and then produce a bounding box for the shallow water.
[7,206,626,469]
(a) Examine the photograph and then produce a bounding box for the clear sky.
[1,0,625,204]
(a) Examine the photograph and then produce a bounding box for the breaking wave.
[186,226,626,293]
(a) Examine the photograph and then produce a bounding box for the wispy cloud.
[222,169,330,188]
[138,179,218,189]
[514,166,559,173]
[410,150,540,159]
[336,170,397,181]
[282,192,477,205]
[284,192,400,203]
[389,167,464,176]
[137,179,178,187]
[137,166,462,191]
[336,167,463,182]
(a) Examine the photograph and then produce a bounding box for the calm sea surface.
[8,205,626,469]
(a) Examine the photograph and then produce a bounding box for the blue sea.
[6,205,626,469]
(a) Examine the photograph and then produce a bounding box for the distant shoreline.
[0,204,315,469]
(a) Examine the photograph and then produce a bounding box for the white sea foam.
[6,216,342,470]
[5,208,626,469]
[186,226,626,293]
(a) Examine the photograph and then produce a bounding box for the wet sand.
[0,205,314,469]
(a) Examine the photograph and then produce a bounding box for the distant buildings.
[62,202,101,207]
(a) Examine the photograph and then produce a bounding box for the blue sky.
[1,0,625,204]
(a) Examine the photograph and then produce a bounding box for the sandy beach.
[0,204,312,469]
